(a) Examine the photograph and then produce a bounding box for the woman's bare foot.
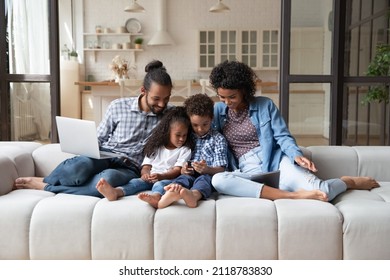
[292,189,328,202]
[96,178,123,201]
[180,188,201,208]
[138,193,161,208]
[341,176,380,190]
[158,184,182,209]
[14,177,45,190]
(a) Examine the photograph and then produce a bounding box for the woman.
[210,60,379,201]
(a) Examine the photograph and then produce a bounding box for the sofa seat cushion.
[333,184,390,259]
[0,189,54,259]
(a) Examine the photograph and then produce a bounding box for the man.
[14,60,173,197]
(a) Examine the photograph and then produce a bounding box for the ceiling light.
[209,0,230,13]
[124,0,145,13]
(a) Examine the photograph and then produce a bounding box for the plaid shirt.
[97,96,170,168]
[191,129,228,168]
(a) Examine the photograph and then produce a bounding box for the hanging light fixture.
[209,0,230,13]
[124,0,145,13]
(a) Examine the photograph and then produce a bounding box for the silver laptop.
[230,170,280,188]
[56,116,120,159]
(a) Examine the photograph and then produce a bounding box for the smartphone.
[187,160,192,168]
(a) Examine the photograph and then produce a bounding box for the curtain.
[8,0,51,140]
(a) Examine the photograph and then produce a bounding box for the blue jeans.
[122,178,173,196]
[43,156,139,197]
[212,147,347,201]
[173,174,214,199]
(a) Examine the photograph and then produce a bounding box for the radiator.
[11,97,37,141]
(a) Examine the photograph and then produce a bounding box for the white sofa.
[1,141,390,260]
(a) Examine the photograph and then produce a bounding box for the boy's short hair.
[184,93,214,118]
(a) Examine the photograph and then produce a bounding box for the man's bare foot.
[96,178,123,201]
[138,193,161,208]
[341,176,379,190]
[292,189,328,202]
[158,184,182,209]
[14,177,45,190]
[180,188,201,208]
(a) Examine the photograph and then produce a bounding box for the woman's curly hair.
[184,93,214,118]
[143,106,193,157]
[209,60,257,103]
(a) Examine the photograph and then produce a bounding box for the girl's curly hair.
[143,106,193,157]
[209,60,257,103]
[184,93,214,118]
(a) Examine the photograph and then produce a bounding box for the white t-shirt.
[142,146,191,174]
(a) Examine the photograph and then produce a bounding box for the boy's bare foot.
[180,188,201,208]
[14,177,45,190]
[138,193,161,208]
[158,184,182,209]
[96,178,123,201]
[292,189,328,202]
[341,176,380,190]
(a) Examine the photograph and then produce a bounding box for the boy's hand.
[183,161,195,175]
[192,160,208,174]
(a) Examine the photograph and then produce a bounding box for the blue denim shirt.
[212,96,302,172]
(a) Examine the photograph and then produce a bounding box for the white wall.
[70,0,281,82]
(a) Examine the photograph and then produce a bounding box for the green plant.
[363,44,390,104]
[70,49,78,57]
[134,37,143,45]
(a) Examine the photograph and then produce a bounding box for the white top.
[142,146,191,174]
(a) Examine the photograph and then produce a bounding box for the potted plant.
[69,49,78,61]
[134,37,143,49]
[363,43,390,104]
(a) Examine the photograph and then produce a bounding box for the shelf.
[84,33,143,36]
[84,48,143,52]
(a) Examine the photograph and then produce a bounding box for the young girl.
[96,106,193,201]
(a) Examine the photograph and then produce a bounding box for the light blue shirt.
[212,96,302,172]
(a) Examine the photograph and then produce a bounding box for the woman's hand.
[295,156,317,172]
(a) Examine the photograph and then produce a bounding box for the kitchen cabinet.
[198,29,279,70]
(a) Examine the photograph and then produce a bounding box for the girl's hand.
[295,156,317,172]
[183,161,195,175]
[192,160,208,174]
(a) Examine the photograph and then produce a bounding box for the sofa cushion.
[32,144,75,177]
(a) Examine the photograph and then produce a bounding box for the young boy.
[138,93,228,208]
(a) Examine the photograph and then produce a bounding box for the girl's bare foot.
[14,177,45,190]
[341,176,380,190]
[138,193,161,208]
[292,189,328,202]
[96,178,123,201]
[180,188,201,208]
[158,185,182,209]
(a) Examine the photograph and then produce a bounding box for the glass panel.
[351,0,360,25]
[263,31,270,42]
[242,45,248,54]
[374,0,388,13]
[242,31,248,43]
[242,56,249,65]
[8,0,50,75]
[10,82,51,141]
[208,31,215,43]
[200,56,207,68]
[250,55,257,67]
[359,22,371,76]
[271,55,278,67]
[263,44,270,53]
[263,55,269,67]
[347,28,359,76]
[343,84,389,145]
[200,45,206,54]
[209,45,215,54]
[361,0,372,19]
[229,31,236,43]
[221,31,227,43]
[288,83,330,146]
[221,44,227,53]
[250,31,257,42]
[290,0,333,75]
[209,56,215,67]
[229,45,236,53]
[200,31,206,43]
[250,45,257,53]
